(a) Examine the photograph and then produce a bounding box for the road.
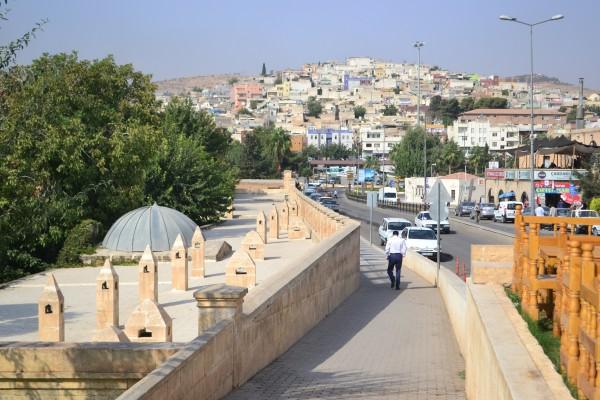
[337,194,514,275]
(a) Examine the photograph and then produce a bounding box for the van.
[493,201,523,223]
[378,187,397,204]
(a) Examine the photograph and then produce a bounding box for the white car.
[402,227,439,258]
[378,217,412,245]
[493,201,523,223]
[414,211,450,233]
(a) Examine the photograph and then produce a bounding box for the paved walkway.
[227,240,466,399]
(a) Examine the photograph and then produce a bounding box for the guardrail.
[344,191,427,213]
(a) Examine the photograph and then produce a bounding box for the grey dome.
[102,203,198,252]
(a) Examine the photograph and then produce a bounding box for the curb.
[447,216,515,239]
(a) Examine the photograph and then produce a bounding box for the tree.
[265,128,291,172]
[228,77,239,86]
[390,126,440,177]
[306,97,322,117]
[382,104,398,116]
[354,105,366,119]
[437,140,464,175]
[459,97,475,113]
[236,108,253,117]
[474,97,508,109]
[320,144,352,160]
[1,1,47,70]
[441,98,461,126]
[467,145,491,175]
[577,153,600,203]
[501,89,509,96]
[261,62,267,77]
[363,156,380,171]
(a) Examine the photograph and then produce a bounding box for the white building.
[306,127,353,149]
[404,173,485,206]
[360,127,402,158]
[447,120,521,151]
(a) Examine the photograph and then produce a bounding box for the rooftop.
[461,108,565,116]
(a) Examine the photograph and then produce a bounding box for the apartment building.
[447,108,566,152]
[306,127,353,149]
[231,83,263,110]
[359,127,402,158]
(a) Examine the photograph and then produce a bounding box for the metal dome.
[102,203,198,252]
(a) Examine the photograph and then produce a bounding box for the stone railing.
[511,205,600,398]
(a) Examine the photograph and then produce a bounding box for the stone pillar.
[279,202,289,231]
[125,299,172,342]
[96,259,119,330]
[139,245,158,302]
[241,230,265,261]
[38,273,64,342]
[225,250,256,289]
[190,226,206,278]
[268,206,279,240]
[256,211,267,243]
[194,284,247,335]
[171,234,188,291]
[283,170,293,192]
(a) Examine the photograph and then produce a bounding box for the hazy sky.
[4,0,599,88]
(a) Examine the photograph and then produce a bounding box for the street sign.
[366,191,378,208]
[428,182,451,221]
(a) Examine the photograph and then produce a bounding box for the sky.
[3,0,599,88]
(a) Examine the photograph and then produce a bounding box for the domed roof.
[102,203,198,252]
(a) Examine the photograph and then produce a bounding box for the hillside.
[154,74,244,95]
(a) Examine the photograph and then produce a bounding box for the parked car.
[378,217,412,245]
[402,227,439,258]
[455,201,475,217]
[319,196,340,212]
[415,211,450,233]
[309,192,323,201]
[569,209,600,234]
[493,201,523,223]
[303,187,315,196]
[469,203,495,220]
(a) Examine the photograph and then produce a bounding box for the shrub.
[57,219,103,266]
[589,197,600,213]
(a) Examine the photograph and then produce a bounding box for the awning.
[512,135,600,156]
[499,191,516,199]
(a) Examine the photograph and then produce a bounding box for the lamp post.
[499,14,563,213]
[414,41,426,204]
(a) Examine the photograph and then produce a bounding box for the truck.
[378,187,398,204]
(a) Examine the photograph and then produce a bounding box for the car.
[469,203,495,220]
[455,201,475,217]
[303,187,315,196]
[415,211,450,233]
[493,201,523,223]
[569,209,600,234]
[378,217,412,245]
[309,192,323,201]
[319,196,340,212]
[402,227,439,258]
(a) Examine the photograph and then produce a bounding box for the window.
[492,132,498,137]
[492,142,497,147]
[451,189,456,200]
[366,143,372,147]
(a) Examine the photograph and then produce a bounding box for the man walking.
[385,230,407,290]
[474,203,481,224]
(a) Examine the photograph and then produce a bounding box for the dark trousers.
[387,253,403,287]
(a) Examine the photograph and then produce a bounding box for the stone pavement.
[227,239,466,399]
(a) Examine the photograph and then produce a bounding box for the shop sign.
[485,168,505,179]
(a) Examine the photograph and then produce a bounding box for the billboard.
[357,168,376,183]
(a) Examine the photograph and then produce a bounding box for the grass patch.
[504,286,580,399]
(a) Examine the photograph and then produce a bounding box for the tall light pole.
[499,14,563,213]
[414,41,426,204]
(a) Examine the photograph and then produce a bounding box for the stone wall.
[470,244,513,284]
[0,342,181,399]
[117,220,361,400]
[235,179,284,194]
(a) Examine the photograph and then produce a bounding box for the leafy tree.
[474,97,508,109]
[390,126,439,177]
[228,77,239,85]
[354,105,366,119]
[459,97,475,113]
[306,97,322,117]
[382,104,398,116]
[441,98,461,126]
[501,89,509,96]
[437,140,464,175]
[320,143,353,160]
[363,156,380,171]
[261,62,267,77]
[467,145,491,175]
[237,129,277,178]
[264,128,291,172]
[0,1,47,70]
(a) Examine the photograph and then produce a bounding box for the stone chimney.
[139,245,158,302]
[190,226,206,278]
[241,230,265,261]
[225,250,256,289]
[268,206,279,240]
[38,273,64,342]
[96,258,119,330]
[124,299,172,342]
[171,233,188,291]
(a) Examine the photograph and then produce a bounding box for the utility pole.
[414,41,425,205]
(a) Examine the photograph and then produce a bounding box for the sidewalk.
[227,240,465,400]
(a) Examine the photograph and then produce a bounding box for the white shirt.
[385,235,407,256]
[535,206,545,217]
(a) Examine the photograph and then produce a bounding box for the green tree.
[265,127,291,172]
[467,145,491,175]
[501,89,509,96]
[228,77,239,85]
[354,105,366,119]
[474,97,508,109]
[441,98,461,126]
[363,156,380,171]
[389,126,440,177]
[382,104,398,116]
[320,143,352,160]
[459,97,475,113]
[306,97,322,117]
[0,1,47,70]
[437,140,464,175]
[261,62,267,77]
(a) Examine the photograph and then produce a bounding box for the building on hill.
[306,127,353,149]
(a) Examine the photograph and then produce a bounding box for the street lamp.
[414,41,426,204]
[499,14,563,213]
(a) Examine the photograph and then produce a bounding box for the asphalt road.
[337,194,514,275]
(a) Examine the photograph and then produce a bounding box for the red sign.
[534,181,570,189]
[485,169,505,179]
